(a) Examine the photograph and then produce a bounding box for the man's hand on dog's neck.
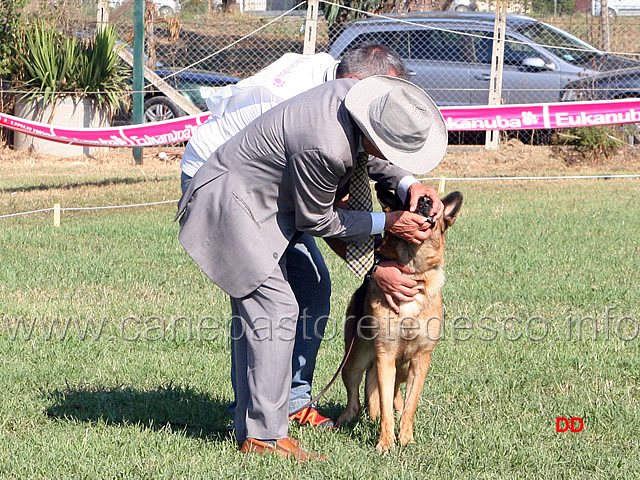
[374,261,420,314]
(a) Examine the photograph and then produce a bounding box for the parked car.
[328,12,640,106]
[561,67,640,101]
[449,0,478,12]
[109,0,181,16]
[592,0,640,18]
[114,67,240,124]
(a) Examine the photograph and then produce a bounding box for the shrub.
[0,0,26,77]
[555,126,624,163]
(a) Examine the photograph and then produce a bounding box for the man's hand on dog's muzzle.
[407,183,444,221]
[384,210,434,244]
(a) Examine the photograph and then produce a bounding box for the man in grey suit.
[176,75,447,460]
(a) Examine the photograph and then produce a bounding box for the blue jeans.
[284,233,331,412]
[181,172,332,413]
[180,171,192,195]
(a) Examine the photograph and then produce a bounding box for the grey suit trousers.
[230,258,298,442]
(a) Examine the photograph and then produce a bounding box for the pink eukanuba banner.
[1,98,640,147]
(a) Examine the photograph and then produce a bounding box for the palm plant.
[14,22,130,118]
[75,27,131,116]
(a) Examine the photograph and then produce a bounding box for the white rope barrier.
[61,199,177,212]
[0,207,57,219]
[416,173,640,182]
[417,173,640,195]
[2,174,638,222]
[0,199,177,220]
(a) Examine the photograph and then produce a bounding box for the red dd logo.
[556,417,583,432]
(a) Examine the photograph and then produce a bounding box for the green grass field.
[1,151,639,479]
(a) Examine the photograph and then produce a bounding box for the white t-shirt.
[181,87,280,177]
[181,53,338,177]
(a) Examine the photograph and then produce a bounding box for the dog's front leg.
[398,352,432,446]
[375,353,397,454]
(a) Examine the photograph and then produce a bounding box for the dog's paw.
[336,406,359,427]
[398,430,414,446]
[375,435,396,454]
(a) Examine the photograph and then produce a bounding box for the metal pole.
[132,0,145,164]
[485,0,507,150]
[303,0,320,55]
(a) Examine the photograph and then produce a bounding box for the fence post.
[485,0,507,151]
[601,0,611,52]
[438,177,446,196]
[53,204,61,227]
[97,0,109,32]
[303,0,320,55]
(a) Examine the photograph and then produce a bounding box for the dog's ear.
[441,191,463,230]
[375,183,404,212]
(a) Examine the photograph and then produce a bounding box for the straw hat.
[345,75,447,174]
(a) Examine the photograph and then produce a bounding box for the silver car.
[328,12,640,106]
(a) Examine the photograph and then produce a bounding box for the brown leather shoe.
[236,436,301,450]
[240,436,327,462]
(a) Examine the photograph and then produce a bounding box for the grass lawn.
[1,146,639,479]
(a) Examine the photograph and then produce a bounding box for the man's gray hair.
[336,43,409,80]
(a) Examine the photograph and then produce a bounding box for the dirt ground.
[2,138,640,179]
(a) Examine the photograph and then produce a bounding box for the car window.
[408,29,473,62]
[469,31,544,65]
[340,31,409,58]
[513,21,600,63]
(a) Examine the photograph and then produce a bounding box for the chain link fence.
[6,1,640,124]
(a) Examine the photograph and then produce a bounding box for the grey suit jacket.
[177,78,411,298]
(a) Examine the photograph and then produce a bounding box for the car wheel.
[608,7,616,18]
[455,5,470,11]
[158,5,175,17]
[144,96,181,123]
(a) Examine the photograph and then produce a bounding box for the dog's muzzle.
[415,195,436,227]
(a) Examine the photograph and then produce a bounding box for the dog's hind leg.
[398,352,432,446]
[375,353,397,454]
[393,379,405,414]
[337,343,372,427]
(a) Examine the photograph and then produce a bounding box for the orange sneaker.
[289,407,335,429]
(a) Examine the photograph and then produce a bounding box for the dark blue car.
[561,67,640,101]
[138,68,240,122]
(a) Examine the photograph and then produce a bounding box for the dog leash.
[288,268,374,417]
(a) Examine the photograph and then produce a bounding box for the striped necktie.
[345,152,375,278]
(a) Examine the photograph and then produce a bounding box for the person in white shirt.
[180,52,337,185]
[180,44,435,429]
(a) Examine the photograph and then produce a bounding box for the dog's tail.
[351,277,370,323]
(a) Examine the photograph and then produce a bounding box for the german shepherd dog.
[336,185,463,453]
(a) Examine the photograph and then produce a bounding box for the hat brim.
[345,76,447,175]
